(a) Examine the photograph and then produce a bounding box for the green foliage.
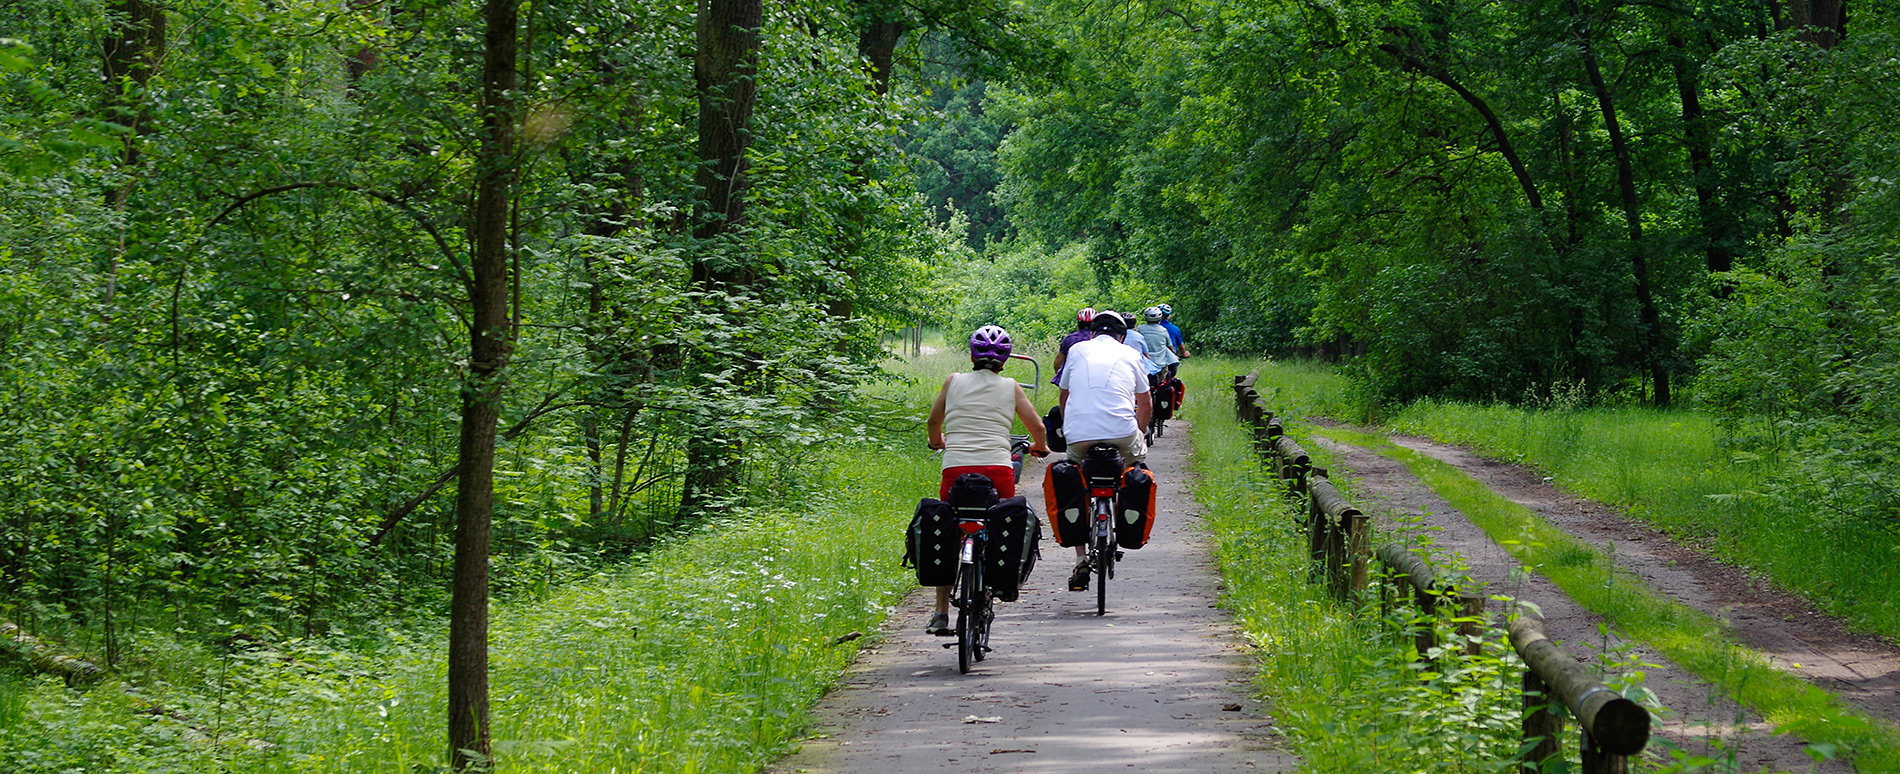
[931,238,1171,356]
[980,0,1900,412]
[0,439,937,773]
[0,0,976,639]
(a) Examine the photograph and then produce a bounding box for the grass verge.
[1388,400,1900,640]
[1311,422,1900,771]
[1180,358,1526,773]
[2,395,942,773]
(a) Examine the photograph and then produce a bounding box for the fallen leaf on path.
[989,749,1036,754]
[1223,703,1243,711]
[963,715,1002,724]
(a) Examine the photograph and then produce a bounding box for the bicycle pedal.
[1115,551,1125,561]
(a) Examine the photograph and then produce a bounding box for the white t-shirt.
[1059,334,1150,443]
[941,369,1017,468]
[1137,323,1179,367]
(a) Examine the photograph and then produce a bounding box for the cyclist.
[1048,307,1098,386]
[1137,306,1180,380]
[1054,310,1151,591]
[925,325,1051,634]
[1159,303,1189,361]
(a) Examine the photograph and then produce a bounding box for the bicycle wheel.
[1095,531,1110,616]
[957,562,979,673]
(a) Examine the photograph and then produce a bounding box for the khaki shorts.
[1065,432,1146,465]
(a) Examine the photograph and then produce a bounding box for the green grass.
[1,388,944,772]
[1180,358,1526,773]
[1307,423,1900,771]
[1388,400,1900,639]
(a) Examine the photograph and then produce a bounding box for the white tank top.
[941,369,1017,469]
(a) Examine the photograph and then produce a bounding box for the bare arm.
[926,375,952,450]
[1135,391,1153,430]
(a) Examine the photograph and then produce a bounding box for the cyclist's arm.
[926,375,952,450]
[1050,350,1068,385]
[1013,383,1050,455]
[1135,390,1153,430]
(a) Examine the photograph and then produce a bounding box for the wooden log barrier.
[1508,617,1651,773]
[1307,472,1366,599]
[1375,543,1487,657]
[0,621,106,686]
[1271,435,1310,500]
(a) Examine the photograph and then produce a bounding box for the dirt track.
[1312,427,1899,773]
[768,422,1297,773]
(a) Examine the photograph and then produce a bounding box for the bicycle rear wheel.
[957,563,979,673]
[1095,533,1110,616]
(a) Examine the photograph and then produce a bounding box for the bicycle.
[1080,444,1126,616]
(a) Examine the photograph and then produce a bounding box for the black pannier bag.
[1170,377,1186,408]
[1116,464,1158,549]
[903,498,958,587]
[1043,404,1067,452]
[1042,459,1089,547]
[947,472,1000,517]
[1152,379,1176,422]
[1082,443,1125,488]
[984,496,1037,601]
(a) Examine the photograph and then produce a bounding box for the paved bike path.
[768,422,1298,773]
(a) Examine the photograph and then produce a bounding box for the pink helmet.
[969,325,1013,370]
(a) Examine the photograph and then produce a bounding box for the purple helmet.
[969,325,1013,369]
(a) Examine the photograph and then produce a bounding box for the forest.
[2,0,1895,770]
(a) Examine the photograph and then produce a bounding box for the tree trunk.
[101,0,165,303]
[680,0,764,517]
[448,0,517,767]
[1669,37,1731,278]
[1577,20,1670,405]
[1781,0,1846,47]
[689,0,763,256]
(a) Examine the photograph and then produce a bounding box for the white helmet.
[1143,306,1165,323]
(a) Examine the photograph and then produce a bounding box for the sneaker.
[925,612,952,636]
[1068,558,1091,592]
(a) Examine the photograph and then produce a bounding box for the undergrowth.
[0,373,944,773]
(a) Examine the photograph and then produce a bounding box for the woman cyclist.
[924,325,1052,634]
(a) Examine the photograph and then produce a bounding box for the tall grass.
[1389,399,1900,639]
[1180,358,1525,773]
[1315,424,1900,770]
[2,368,945,773]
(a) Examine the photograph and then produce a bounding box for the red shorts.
[939,465,1016,500]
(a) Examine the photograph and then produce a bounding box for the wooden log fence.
[1231,372,1650,772]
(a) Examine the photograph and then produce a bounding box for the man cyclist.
[925,325,1051,635]
[1159,303,1189,361]
[1055,310,1151,591]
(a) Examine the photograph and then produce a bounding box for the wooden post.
[1457,593,1486,656]
[1347,512,1370,598]
[1308,474,1358,600]
[1581,727,1628,774]
[1521,670,1562,773]
[1509,617,1650,767]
